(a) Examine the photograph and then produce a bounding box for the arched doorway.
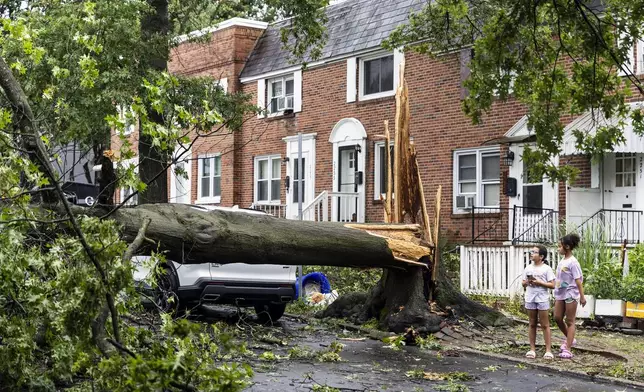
[329,118,367,222]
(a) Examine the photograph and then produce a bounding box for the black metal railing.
[575,209,643,244]
[470,205,559,244]
[470,207,510,243]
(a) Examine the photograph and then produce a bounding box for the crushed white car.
[132,205,297,323]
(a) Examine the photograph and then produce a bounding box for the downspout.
[600,155,605,210]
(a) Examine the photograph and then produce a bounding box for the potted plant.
[586,258,625,317]
[623,245,644,319]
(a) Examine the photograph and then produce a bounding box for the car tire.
[154,266,183,315]
[254,303,286,325]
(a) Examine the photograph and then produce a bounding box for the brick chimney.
[168,18,268,94]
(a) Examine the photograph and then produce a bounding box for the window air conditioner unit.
[456,195,475,209]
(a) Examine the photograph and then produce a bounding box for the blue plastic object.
[295,272,331,299]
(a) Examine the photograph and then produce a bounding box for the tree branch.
[0,55,122,343]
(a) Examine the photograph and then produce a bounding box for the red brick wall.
[233,51,528,243]
[114,22,644,244]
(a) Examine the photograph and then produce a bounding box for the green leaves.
[387,0,644,183]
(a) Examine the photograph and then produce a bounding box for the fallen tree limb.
[68,203,431,268]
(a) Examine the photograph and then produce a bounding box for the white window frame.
[216,77,228,94]
[117,105,135,135]
[118,157,138,206]
[254,155,281,205]
[267,74,294,115]
[453,147,501,213]
[615,152,637,188]
[359,52,396,101]
[373,141,394,200]
[196,153,221,204]
[637,39,644,75]
[618,31,635,77]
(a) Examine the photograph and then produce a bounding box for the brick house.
[112,0,644,294]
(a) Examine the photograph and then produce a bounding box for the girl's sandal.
[559,349,574,359]
[525,350,536,359]
[543,352,554,360]
[560,339,577,351]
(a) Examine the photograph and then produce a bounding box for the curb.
[454,345,644,391]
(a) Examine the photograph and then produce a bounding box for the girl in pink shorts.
[522,245,556,360]
[553,233,587,359]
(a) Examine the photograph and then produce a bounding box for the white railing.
[331,191,361,223]
[302,191,329,222]
[460,245,558,297]
[301,191,362,222]
[250,203,287,219]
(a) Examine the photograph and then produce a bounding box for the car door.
[210,262,297,285]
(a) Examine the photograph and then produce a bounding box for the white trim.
[118,157,139,206]
[257,79,266,118]
[619,31,635,77]
[453,147,501,214]
[282,133,317,142]
[169,148,192,204]
[505,115,531,137]
[293,70,302,113]
[330,118,367,222]
[563,101,644,155]
[346,57,357,103]
[285,134,316,219]
[174,18,268,44]
[216,78,228,93]
[267,74,295,116]
[254,154,282,205]
[196,153,222,204]
[329,118,367,143]
[637,39,644,75]
[358,51,397,101]
[117,105,135,136]
[373,141,394,200]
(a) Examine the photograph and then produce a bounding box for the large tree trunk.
[82,204,431,269]
[323,263,510,331]
[139,0,170,204]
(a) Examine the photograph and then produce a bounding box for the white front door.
[337,146,358,222]
[285,134,316,219]
[603,153,639,242]
[170,148,191,204]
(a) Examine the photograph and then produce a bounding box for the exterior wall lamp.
[503,150,515,167]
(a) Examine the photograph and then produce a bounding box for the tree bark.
[80,204,431,269]
[139,0,170,204]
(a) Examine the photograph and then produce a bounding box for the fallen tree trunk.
[77,203,430,269]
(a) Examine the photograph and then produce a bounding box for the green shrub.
[622,244,644,302]
[585,258,623,299]
[302,266,381,293]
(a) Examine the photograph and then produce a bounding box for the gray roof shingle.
[240,0,424,79]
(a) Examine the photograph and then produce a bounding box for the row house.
[112,0,644,296]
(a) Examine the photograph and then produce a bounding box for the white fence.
[460,245,558,297]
